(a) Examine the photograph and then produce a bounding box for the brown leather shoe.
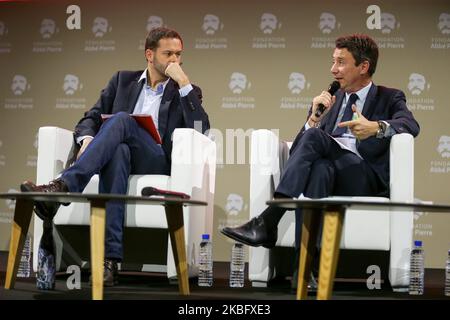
[103,259,119,286]
[89,259,119,287]
[20,179,69,220]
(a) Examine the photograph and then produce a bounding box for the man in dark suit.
[21,27,210,286]
[221,34,419,254]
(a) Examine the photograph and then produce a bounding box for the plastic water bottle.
[445,250,450,297]
[409,240,425,295]
[17,235,32,278]
[198,234,213,287]
[229,242,245,288]
[36,219,56,290]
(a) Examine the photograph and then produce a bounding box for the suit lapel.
[324,84,378,133]
[158,79,177,140]
[361,84,378,119]
[127,73,144,113]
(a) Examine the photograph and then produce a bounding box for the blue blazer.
[295,84,420,195]
[74,70,210,161]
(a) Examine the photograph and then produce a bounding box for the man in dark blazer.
[21,27,210,286]
[221,34,419,253]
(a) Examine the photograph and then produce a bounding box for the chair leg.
[90,200,106,300]
[5,199,34,289]
[297,209,321,300]
[317,210,344,300]
[165,204,189,295]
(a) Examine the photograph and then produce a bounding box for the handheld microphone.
[314,80,340,118]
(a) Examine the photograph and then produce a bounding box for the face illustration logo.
[11,75,30,96]
[437,136,450,158]
[288,72,307,94]
[380,12,398,34]
[34,132,39,150]
[6,189,18,210]
[414,211,428,221]
[146,15,163,32]
[229,72,250,94]
[318,12,336,34]
[40,18,57,39]
[225,193,246,216]
[63,74,81,95]
[0,21,8,37]
[260,13,280,34]
[438,13,450,35]
[92,17,110,38]
[202,14,222,35]
[407,73,427,95]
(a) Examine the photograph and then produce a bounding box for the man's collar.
[138,69,147,84]
[138,69,170,93]
[345,81,372,101]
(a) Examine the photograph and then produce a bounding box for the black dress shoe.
[220,216,277,248]
[89,259,119,287]
[291,269,318,293]
[20,179,69,220]
[290,249,319,292]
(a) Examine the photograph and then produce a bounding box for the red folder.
[101,114,162,144]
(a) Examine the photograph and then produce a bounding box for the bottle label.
[36,246,56,290]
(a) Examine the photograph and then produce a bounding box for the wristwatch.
[376,121,387,139]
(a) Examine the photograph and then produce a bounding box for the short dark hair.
[335,34,379,76]
[145,27,183,51]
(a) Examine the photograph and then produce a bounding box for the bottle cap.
[414,240,422,247]
[202,234,210,240]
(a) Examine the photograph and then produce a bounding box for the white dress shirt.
[77,69,193,145]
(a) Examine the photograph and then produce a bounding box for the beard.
[152,56,169,79]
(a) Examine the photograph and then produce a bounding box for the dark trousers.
[60,112,170,260]
[274,128,380,248]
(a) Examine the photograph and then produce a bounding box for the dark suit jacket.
[74,70,210,162]
[294,84,420,195]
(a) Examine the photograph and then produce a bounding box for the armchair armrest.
[36,126,74,184]
[164,128,216,278]
[388,133,415,289]
[249,129,283,219]
[170,128,216,236]
[249,129,286,284]
[390,133,414,202]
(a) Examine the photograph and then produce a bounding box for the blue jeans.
[61,112,170,259]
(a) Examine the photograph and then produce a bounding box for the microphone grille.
[329,81,341,94]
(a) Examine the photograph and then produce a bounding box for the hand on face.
[165,62,190,87]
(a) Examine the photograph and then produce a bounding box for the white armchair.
[33,126,216,280]
[249,129,414,291]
